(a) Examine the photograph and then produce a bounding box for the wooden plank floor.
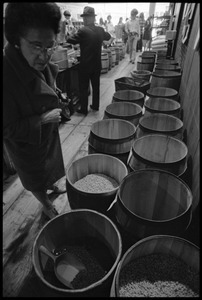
[3,52,138,297]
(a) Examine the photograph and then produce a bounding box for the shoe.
[132,61,135,64]
[48,184,66,194]
[43,206,59,219]
[90,105,99,111]
[76,108,88,115]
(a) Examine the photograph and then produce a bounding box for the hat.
[131,8,138,16]
[64,10,71,17]
[80,6,97,17]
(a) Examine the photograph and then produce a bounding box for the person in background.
[58,10,73,44]
[142,15,153,51]
[106,15,116,41]
[99,17,106,29]
[3,3,66,220]
[125,8,140,63]
[66,6,111,115]
[137,12,145,52]
[115,17,124,40]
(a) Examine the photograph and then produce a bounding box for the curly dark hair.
[5,3,61,46]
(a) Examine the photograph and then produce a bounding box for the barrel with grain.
[101,52,109,73]
[104,102,142,126]
[150,70,182,91]
[130,70,152,82]
[144,97,181,118]
[136,113,183,140]
[109,47,116,67]
[112,169,192,241]
[33,209,122,297]
[113,90,145,107]
[110,235,199,297]
[88,119,136,165]
[102,49,112,70]
[66,154,128,213]
[128,134,188,176]
[146,87,179,101]
[154,63,181,72]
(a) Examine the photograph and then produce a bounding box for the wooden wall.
[174,4,200,211]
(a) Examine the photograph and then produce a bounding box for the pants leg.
[131,37,138,62]
[78,70,89,112]
[90,69,101,109]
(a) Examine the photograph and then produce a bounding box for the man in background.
[66,6,111,114]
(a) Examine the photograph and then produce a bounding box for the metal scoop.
[39,245,86,289]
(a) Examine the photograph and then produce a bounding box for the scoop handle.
[39,245,57,262]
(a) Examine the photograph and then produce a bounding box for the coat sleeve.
[3,88,42,145]
[66,29,83,44]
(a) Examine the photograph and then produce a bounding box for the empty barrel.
[144,97,181,118]
[113,90,145,107]
[101,52,109,73]
[146,87,179,101]
[150,70,182,91]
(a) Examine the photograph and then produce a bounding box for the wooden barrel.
[101,52,109,73]
[128,134,188,176]
[33,209,122,297]
[156,59,178,65]
[154,63,181,72]
[104,102,143,126]
[136,113,183,140]
[130,70,151,82]
[144,97,181,118]
[109,47,116,67]
[115,43,123,59]
[66,154,128,213]
[142,50,157,58]
[102,49,112,70]
[112,169,192,241]
[88,119,136,165]
[146,87,179,101]
[139,55,156,64]
[137,61,154,72]
[114,77,151,95]
[113,90,145,107]
[110,235,199,297]
[114,47,120,65]
[150,70,182,91]
[156,49,167,58]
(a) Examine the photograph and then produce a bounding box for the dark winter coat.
[3,43,65,191]
[66,24,111,73]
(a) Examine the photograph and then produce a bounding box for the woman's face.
[19,28,57,71]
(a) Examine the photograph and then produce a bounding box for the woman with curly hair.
[3,3,66,219]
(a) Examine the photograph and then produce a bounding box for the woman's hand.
[40,108,62,124]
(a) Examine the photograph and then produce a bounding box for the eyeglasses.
[22,37,58,55]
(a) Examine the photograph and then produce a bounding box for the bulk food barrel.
[114,77,150,96]
[156,58,179,65]
[88,119,136,165]
[109,47,116,67]
[101,52,109,74]
[112,90,145,107]
[137,61,154,72]
[154,63,181,72]
[130,70,152,82]
[66,154,128,213]
[136,113,183,140]
[144,97,181,118]
[114,47,120,65]
[139,55,155,64]
[33,209,122,297]
[111,169,192,240]
[110,235,199,297]
[103,102,142,126]
[142,50,157,57]
[146,87,179,101]
[150,70,182,92]
[127,134,188,176]
[102,49,112,70]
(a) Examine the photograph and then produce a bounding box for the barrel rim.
[90,119,136,143]
[32,208,123,294]
[144,97,181,113]
[114,234,199,297]
[131,134,188,165]
[152,70,182,78]
[113,89,145,99]
[66,153,128,195]
[105,102,142,119]
[138,113,183,134]
[117,169,193,223]
[146,87,178,97]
